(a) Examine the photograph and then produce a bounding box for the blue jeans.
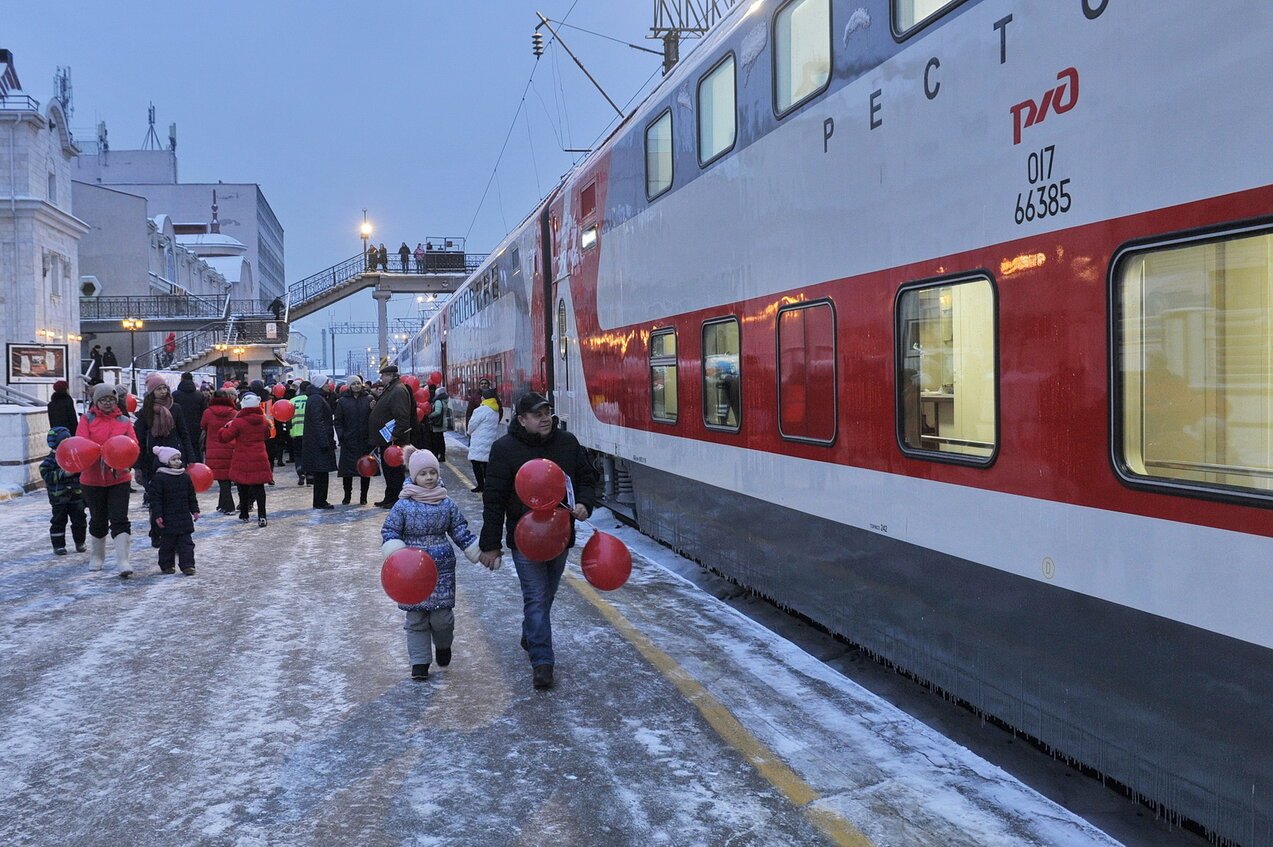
[512,548,569,667]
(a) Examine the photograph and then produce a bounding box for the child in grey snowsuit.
[379,446,492,679]
[39,427,87,555]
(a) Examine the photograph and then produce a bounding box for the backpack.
[444,404,454,431]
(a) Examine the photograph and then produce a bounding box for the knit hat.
[92,383,118,404]
[145,372,168,394]
[152,445,181,465]
[348,375,364,390]
[241,393,261,409]
[406,446,439,480]
[47,426,71,449]
[53,380,68,393]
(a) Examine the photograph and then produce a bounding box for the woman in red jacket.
[218,393,273,526]
[200,390,239,514]
[77,383,142,576]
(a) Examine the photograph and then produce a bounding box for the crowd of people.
[365,241,449,274]
[39,367,593,690]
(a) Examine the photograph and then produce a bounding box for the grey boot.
[113,533,133,578]
[88,536,107,571]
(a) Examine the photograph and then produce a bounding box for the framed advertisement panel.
[7,343,70,384]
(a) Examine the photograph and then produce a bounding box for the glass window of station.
[1116,229,1273,499]
[703,318,741,430]
[778,302,836,443]
[650,328,678,423]
[646,110,673,200]
[894,0,963,34]
[897,277,997,462]
[698,55,736,166]
[774,0,831,116]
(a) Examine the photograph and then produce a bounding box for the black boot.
[436,647,451,667]
[411,663,429,680]
[532,664,554,690]
[342,478,352,505]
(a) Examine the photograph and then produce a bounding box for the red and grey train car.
[400,2,1273,842]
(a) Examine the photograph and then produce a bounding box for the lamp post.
[121,318,143,394]
[360,209,373,269]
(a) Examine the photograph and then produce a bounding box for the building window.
[893,0,963,36]
[698,55,736,166]
[703,318,741,430]
[897,277,997,462]
[774,0,831,117]
[1115,228,1273,500]
[47,171,56,204]
[778,302,836,443]
[650,328,678,423]
[645,109,673,200]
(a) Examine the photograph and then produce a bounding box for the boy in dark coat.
[147,446,200,575]
[39,427,87,555]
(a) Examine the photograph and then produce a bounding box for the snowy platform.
[0,455,1129,846]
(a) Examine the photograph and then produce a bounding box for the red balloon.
[416,403,429,421]
[402,375,420,392]
[581,532,632,591]
[356,454,380,477]
[101,434,139,470]
[272,398,295,422]
[513,507,571,561]
[381,547,439,606]
[428,370,443,386]
[271,383,286,398]
[413,387,431,404]
[188,462,214,493]
[55,436,100,474]
[339,384,349,392]
[124,394,138,414]
[515,459,568,511]
[383,445,404,467]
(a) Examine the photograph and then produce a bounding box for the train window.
[896,277,997,463]
[774,0,831,118]
[581,182,596,220]
[893,0,965,37]
[703,318,741,430]
[650,328,678,423]
[646,110,673,200]
[1115,229,1273,501]
[778,302,836,443]
[581,225,598,251]
[698,54,736,167]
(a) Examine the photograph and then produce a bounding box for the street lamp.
[122,318,144,394]
[360,209,373,268]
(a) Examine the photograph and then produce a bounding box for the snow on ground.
[0,442,1126,846]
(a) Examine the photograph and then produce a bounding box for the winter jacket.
[46,390,78,433]
[334,391,374,477]
[369,378,414,448]
[300,387,337,474]
[479,417,598,554]
[75,409,138,487]
[200,398,239,481]
[40,454,84,505]
[465,390,502,428]
[147,470,200,536]
[466,403,500,463]
[290,393,308,438]
[172,380,208,444]
[218,406,274,485]
[135,402,196,477]
[381,498,477,612]
[428,389,452,434]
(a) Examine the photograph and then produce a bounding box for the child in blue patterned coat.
[380,446,492,680]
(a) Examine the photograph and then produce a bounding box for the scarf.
[149,394,176,438]
[400,481,449,504]
[157,466,186,477]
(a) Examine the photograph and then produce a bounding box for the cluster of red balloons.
[381,547,439,605]
[402,374,421,392]
[413,387,431,405]
[512,459,571,561]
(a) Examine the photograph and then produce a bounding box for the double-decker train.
[397,2,1273,843]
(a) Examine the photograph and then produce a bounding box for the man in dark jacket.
[172,372,208,463]
[301,383,338,509]
[369,364,415,507]
[479,392,597,690]
[102,346,118,367]
[46,380,78,433]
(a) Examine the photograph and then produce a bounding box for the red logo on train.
[1011,67,1079,145]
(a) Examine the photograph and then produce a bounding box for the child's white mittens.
[380,538,407,559]
[463,542,482,564]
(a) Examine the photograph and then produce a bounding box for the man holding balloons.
[479,392,597,690]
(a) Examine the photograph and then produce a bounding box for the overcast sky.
[11,1,673,370]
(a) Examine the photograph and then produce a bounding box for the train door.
[440,340,447,385]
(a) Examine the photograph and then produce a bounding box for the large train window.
[703,318,741,431]
[1114,228,1273,502]
[896,276,998,463]
[646,109,673,200]
[650,328,678,423]
[698,54,736,167]
[778,301,836,444]
[893,1,966,37]
[773,0,831,118]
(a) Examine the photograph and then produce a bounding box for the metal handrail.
[0,383,43,406]
[0,93,41,111]
[132,320,228,371]
[79,294,225,322]
[286,251,491,314]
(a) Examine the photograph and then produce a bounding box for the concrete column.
[372,287,391,366]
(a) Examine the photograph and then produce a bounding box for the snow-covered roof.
[204,255,252,287]
[176,233,248,257]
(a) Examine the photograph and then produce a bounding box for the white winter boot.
[88,536,107,571]
[113,533,133,579]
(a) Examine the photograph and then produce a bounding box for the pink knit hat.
[152,445,181,465]
[145,372,168,394]
[407,447,439,480]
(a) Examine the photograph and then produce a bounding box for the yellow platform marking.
[444,457,872,846]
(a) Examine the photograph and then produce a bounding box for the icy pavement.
[0,451,1125,846]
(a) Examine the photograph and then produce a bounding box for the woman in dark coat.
[301,383,337,509]
[134,373,196,502]
[201,390,239,513]
[334,376,375,505]
[46,380,78,433]
[218,393,272,526]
